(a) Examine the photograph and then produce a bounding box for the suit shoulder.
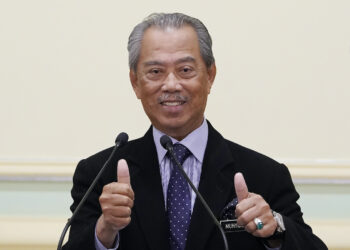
[223,138,282,169]
[222,139,294,200]
[207,121,283,171]
[77,137,144,170]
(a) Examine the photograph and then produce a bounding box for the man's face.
[130,25,216,140]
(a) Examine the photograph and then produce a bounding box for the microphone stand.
[57,133,128,250]
[161,135,229,250]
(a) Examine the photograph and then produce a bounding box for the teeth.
[162,101,183,106]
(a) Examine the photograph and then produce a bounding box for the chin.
[154,118,185,132]
[162,121,184,131]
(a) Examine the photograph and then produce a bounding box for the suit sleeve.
[62,159,103,250]
[267,164,328,250]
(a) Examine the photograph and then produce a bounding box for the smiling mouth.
[161,101,186,106]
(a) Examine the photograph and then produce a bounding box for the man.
[63,13,327,250]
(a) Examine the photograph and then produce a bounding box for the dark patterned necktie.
[167,143,192,250]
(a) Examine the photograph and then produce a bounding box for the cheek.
[191,85,209,103]
[140,87,162,108]
[139,79,162,98]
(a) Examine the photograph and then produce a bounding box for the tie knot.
[173,143,191,165]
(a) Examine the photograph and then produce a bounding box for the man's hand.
[96,159,134,248]
[234,172,277,238]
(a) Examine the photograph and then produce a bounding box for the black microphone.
[160,135,229,250]
[57,132,129,250]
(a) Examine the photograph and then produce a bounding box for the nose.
[162,72,182,92]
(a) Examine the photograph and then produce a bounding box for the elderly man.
[63,13,327,250]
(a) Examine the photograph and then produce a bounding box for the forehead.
[138,25,202,66]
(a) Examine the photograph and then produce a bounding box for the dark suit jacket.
[63,122,327,250]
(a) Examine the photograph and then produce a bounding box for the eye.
[182,67,192,73]
[146,68,164,80]
[178,66,196,78]
[151,69,160,74]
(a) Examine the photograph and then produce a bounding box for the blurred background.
[0,0,349,249]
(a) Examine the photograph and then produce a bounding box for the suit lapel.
[186,122,237,250]
[127,128,170,250]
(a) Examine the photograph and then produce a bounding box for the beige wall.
[1,0,349,162]
[1,0,350,249]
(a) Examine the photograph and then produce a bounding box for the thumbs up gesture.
[96,159,134,248]
[234,173,277,238]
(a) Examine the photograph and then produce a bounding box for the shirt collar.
[153,119,209,165]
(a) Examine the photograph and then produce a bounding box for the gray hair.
[127,13,215,71]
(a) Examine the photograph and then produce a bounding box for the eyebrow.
[175,56,196,64]
[143,56,196,67]
[143,60,164,67]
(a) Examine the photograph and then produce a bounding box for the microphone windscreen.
[160,135,173,150]
[115,132,129,146]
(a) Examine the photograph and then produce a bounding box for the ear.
[129,70,141,99]
[206,63,216,94]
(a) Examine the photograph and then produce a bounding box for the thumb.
[117,159,130,184]
[234,172,249,202]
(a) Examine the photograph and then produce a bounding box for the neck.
[155,118,205,141]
